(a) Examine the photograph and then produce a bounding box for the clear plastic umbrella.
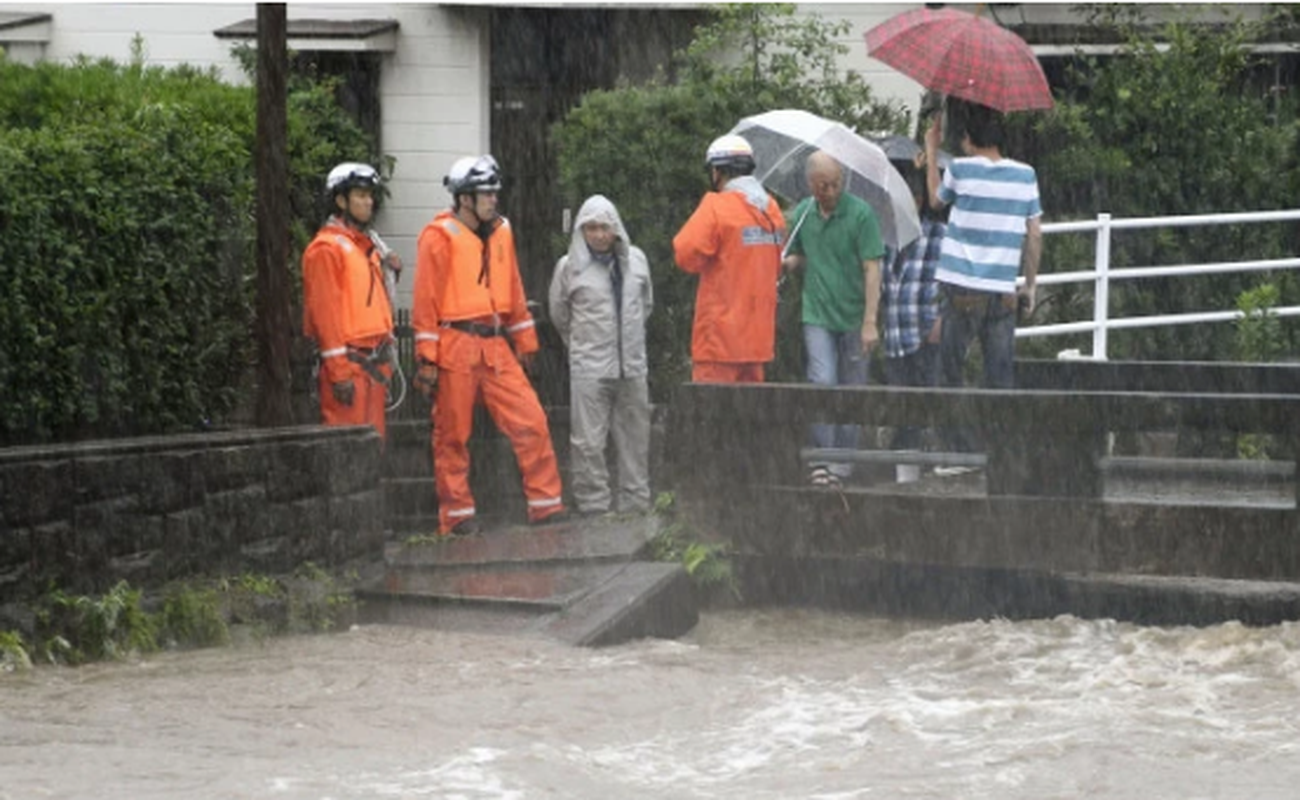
[729,109,922,249]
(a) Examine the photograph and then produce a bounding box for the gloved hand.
[414,363,439,400]
[384,252,404,283]
[331,380,356,407]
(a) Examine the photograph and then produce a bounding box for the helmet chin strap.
[458,195,496,238]
[336,193,368,229]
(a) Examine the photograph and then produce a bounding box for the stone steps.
[355,514,698,647]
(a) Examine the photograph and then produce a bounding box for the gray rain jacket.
[548,195,653,380]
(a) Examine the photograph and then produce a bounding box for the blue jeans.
[804,324,868,478]
[939,285,1017,452]
[884,343,939,452]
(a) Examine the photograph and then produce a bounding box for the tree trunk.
[254,3,293,427]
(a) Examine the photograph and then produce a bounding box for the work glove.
[414,363,439,400]
[331,380,356,407]
[384,252,404,283]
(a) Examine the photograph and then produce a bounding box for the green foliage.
[553,4,908,399]
[35,580,158,665]
[158,586,230,649]
[0,630,33,672]
[1234,283,1286,362]
[0,47,378,445]
[9,566,357,669]
[1234,283,1285,459]
[1010,7,1300,360]
[648,491,739,599]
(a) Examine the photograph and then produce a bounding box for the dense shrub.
[1008,6,1300,360]
[0,49,376,445]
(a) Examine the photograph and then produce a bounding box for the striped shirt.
[883,218,945,359]
[936,156,1042,293]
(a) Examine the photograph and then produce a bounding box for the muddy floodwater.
[3,609,1300,799]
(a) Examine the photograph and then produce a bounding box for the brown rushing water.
[3,609,1300,799]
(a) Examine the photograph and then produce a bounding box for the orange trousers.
[692,361,766,384]
[432,339,565,533]
[318,360,390,440]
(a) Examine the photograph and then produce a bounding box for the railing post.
[1093,213,1112,360]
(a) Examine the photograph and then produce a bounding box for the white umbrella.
[729,109,922,250]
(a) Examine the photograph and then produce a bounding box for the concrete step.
[356,514,697,646]
[388,513,658,567]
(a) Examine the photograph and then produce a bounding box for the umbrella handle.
[781,204,813,261]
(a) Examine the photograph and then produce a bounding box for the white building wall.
[800,2,928,131]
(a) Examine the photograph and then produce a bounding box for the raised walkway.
[668,359,1300,627]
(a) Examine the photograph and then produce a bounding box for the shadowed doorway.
[489,6,703,405]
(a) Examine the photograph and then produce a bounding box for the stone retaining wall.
[0,426,384,604]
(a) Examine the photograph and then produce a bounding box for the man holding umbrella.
[925,99,1041,395]
[781,151,886,488]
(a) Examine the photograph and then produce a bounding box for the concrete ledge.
[0,425,384,602]
[689,484,1300,581]
[736,554,1300,627]
[545,562,697,647]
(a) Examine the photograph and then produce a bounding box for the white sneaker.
[933,465,979,477]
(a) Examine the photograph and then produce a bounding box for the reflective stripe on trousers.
[431,336,564,533]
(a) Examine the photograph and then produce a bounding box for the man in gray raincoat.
[548,195,654,515]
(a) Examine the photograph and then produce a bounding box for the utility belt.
[342,339,394,387]
[442,318,507,338]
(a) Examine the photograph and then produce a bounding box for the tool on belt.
[346,339,395,387]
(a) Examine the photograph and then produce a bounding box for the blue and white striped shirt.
[936,156,1041,293]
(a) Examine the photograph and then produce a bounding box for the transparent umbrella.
[729,109,922,250]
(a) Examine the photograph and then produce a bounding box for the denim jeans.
[884,343,939,452]
[939,285,1017,452]
[804,324,868,478]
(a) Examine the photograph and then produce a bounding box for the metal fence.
[1018,209,1300,360]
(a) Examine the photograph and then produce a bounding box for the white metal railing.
[1015,209,1300,360]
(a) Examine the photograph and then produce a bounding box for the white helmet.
[326,162,380,196]
[705,134,756,171]
[444,154,502,195]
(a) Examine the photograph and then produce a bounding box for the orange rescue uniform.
[413,210,565,533]
[672,181,786,383]
[302,218,394,438]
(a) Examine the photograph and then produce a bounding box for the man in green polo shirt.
[781,150,886,487]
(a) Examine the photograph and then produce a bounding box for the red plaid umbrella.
[864,7,1052,112]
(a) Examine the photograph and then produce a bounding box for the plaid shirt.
[882,218,945,359]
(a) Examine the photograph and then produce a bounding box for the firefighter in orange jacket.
[412,155,567,536]
[302,162,396,439]
[673,134,786,384]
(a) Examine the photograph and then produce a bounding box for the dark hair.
[952,98,1004,150]
[713,162,755,179]
[890,158,949,223]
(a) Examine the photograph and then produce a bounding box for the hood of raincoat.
[548,195,653,380]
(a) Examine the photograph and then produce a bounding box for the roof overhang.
[214,18,399,53]
[0,11,52,42]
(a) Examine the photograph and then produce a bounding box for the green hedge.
[0,54,375,445]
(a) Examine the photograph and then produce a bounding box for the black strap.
[346,342,392,387]
[446,320,505,338]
